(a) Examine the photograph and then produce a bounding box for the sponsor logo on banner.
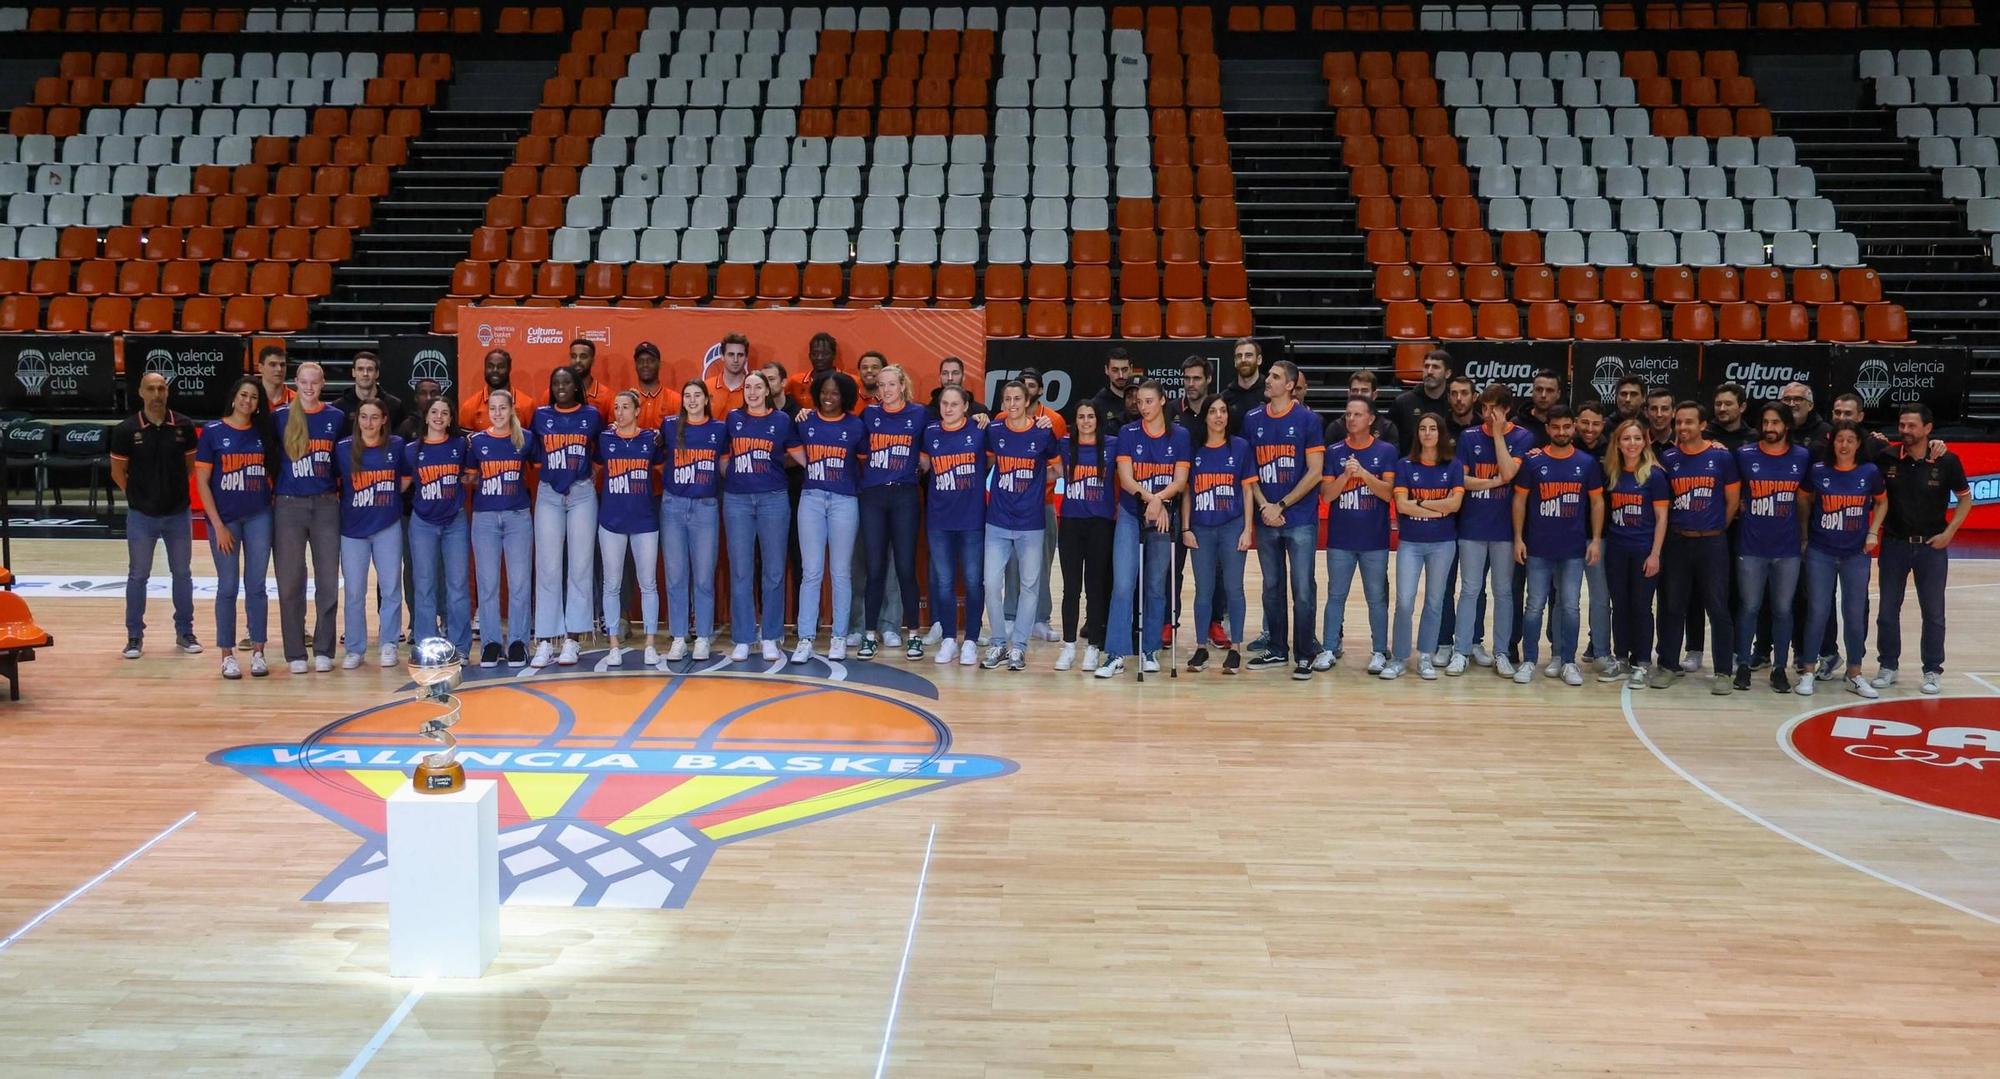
[1855,358,1892,408]
[408,348,453,395]
[985,367,1076,411]
[525,326,565,345]
[698,340,724,379]
[13,348,46,396]
[1783,697,2000,822]
[142,348,177,385]
[1720,358,1816,402]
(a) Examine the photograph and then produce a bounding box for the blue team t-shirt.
[1662,442,1740,533]
[404,435,469,526]
[195,419,272,523]
[1605,467,1671,554]
[1114,419,1193,518]
[1323,437,1399,550]
[468,430,535,513]
[1806,461,1885,557]
[1735,442,1811,558]
[1239,402,1324,530]
[661,416,727,499]
[1455,422,1538,543]
[922,420,986,531]
[530,403,603,495]
[1518,446,1603,560]
[272,402,346,497]
[1188,436,1256,528]
[1058,435,1117,521]
[860,401,928,488]
[795,411,865,496]
[334,435,406,538]
[598,427,661,534]
[1394,456,1465,544]
[984,420,1060,532]
[723,409,796,495]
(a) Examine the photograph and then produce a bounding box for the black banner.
[1567,342,1702,409]
[378,335,460,405]
[1827,344,1968,426]
[1446,341,1572,401]
[1697,344,1834,409]
[983,336,1287,418]
[124,335,244,419]
[0,335,118,412]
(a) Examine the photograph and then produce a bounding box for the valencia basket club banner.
[0,334,117,412]
[123,334,244,419]
[1567,342,1700,408]
[1826,344,1969,426]
[455,307,986,401]
[376,335,460,404]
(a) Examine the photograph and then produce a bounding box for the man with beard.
[1346,370,1400,449]
[1389,349,1451,447]
[1510,405,1604,688]
[1221,337,1266,423]
[1780,381,1830,450]
[1451,385,1535,676]
[1176,355,1213,435]
[1516,368,1564,445]
[1730,401,1811,694]
[1444,375,1478,437]
[1574,400,1609,456]
[1871,404,1973,696]
[855,350,886,410]
[1707,382,1752,449]
[785,332,840,413]
[1651,401,1740,695]
[461,346,535,429]
[927,355,990,420]
[1612,375,1645,423]
[628,340,681,429]
[335,350,406,431]
[1088,346,1136,427]
[567,337,614,416]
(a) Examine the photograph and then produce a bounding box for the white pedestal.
[387,778,499,979]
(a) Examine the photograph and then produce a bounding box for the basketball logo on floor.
[208,672,1014,909]
[1783,696,2000,822]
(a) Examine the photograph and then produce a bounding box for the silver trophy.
[408,637,466,793]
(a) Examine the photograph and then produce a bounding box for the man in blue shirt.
[1240,360,1325,676]
[1510,405,1604,687]
[1652,401,1741,695]
[1731,402,1810,693]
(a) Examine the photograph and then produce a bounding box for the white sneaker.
[1007,648,1026,671]
[248,652,268,677]
[1082,646,1101,671]
[530,640,554,668]
[882,629,904,648]
[1094,657,1126,679]
[341,652,363,670]
[1445,653,1467,676]
[845,632,862,648]
[1054,642,1076,671]
[221,655,242,680]
[1495,655,1517,678]
[557,639,579,665]
[826,638,845,661]
[1922,671,1942,695]
[959,641,977,665]
[606,645,626,666]
[643,644,660,665]
[1418,657,1438,680]
[1682,650,1703,673]
[1544,657,1562,678]
[1378,661,1404,680]
[728,642,750,662]
[379,643,398,668]
[1513,663,1534,684]
[1431,646,1452,665]
[1032,621,1057,642]
[934,639,958,665]
[1871,668,1898,689]
[1366,651,1387,674]
[290,659,308,675]
[1141,654,1160,673]
[924,622,944,645]
[692,637,711,660]
[1471,643,1494,667]
[790,641,813,664]
[314,655,333,672]
[664,638,687,661]
[1849,675,1881,699]
[762,640,782,662]
[1561,662,1584,687]
[1796,673,1816,696]
[1311,649,1336,671]
[980,643,1005,669]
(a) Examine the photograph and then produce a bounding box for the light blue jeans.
[1106,510,1172,659]
[1522,555,1584,666]
[207,508,271,647]
[1735,553,1801,670]
[600,527,659,638]
[533,481,598,639]
[472,507,532,649]
[341,523,403,655]
[1189,520,1247,642]
[408,511,471,655]
[660,494,719,640]
[1393,539,1457,661]
[796,488,858,641]
[724,488,790,644]
[1453,538,1516,657]
[1324,547,1390,657]
[1802,546,1871,669]
[126,507,194,641]
[982,525,1044,652]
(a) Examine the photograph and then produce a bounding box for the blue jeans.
[796,488,858,640]
[1324,546,1389,657]
[1255,521,1317,660]
[1735,553,1801,670]
[1877,539,1948,673]
[1393,539,1456,660]
[1522,555,1584,665]
[982,525,1044,651]
[1454,538,1515,657]
[1803,546,1871,670]
[927,525,984,642]
[341,523,403,655]
[1603,544,1658,665]
[724,488,791,644]
[660,494,719,640]
[1189,520,1248,642]
[126,507,194,640]
[1106,510,1171,658]
[860,482,920,631]
[471,507,532,649]
[533,481,598,639]
[600,527,659,638]
[408,511,471,655]
[207,509,271,648]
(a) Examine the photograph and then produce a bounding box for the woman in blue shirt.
[660,380,726,662]
[1054,399,1116,673]
[272,361,346,674]
[920,385,988,668]
[1600,419,1670,689]
[404,396,472,657]
[1179,395,1254,675]
[981,380,1063,671]
[597,391,664,666]
[333,400,407,669]
[788,371,865,664]
[857,364,931,660]
[1388,413,1464,680]
[723,370,797,663]
[1796,420,1888,698]
[194,376,277,679]
[468,388,536,667]
[1098,381,1191,679]
[529,365,604,668]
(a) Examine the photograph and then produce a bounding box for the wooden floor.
[5,536,2000,1076]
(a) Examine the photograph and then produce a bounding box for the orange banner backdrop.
[456,306,986,402]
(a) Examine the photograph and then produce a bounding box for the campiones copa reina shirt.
[333,436,407,539]
[404,435,469,526]
[195,419,271,523]
[1058,436,1118,521]
[1323,437,1399,550]
[795,411,865,496]
[922,420,987,531]
[597,427,662,535]
[271,402,346,497]
[1734,441,1812,558]
[1806,461,1885,557]
[724,409,796,495]
[860,401,929,488]
[1518,445,1603,560]
[468,430,536,513]
[1114,419,1192,519]
[1455,422,1538,543]
[660,416,726,500]
[1239,401,1324,530]
[1661,442,1740,532]
[530,404,604,495]
[1605,467,1671,554]
[1393,456,1465,544]
[984,420,1060,532]
[1188,436,1255,528]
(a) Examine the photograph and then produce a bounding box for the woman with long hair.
[660,379,725,660]
[598,390,663,665]
[405,396,471,656]
[856,363,930,660]
[334,399,408,668]
[723,370,796,662]
[1796,420,1887,698]
[789,370,863,663]
[1097,381,1189,679]
[1387,413,1464,680]
[529,364,604,667]
[919,384,987,667]
[194,376,277,678]
[272,361,345,674]
[1054,398,1116,672]
[1180,394,1255,675]
[980,380,1063,671]
[468,388,536,667]
[1600,418,1670,688]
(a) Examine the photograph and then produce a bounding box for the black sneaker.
[177,633,204,654]
[1817,653,1839,680]
[1246,651,1288,672]
[1247,633,1269,653]
[1733,666,1752,691]
[1749,653,1771,671]
[905,637,924,661]
[1291,659,1313,681]
[1185,647,1210,673]
[858,635,878,660]
[1222,649,1241,674]
[507,641,528,668]
[481,642,502,668]
[121,637,142,659]
[1770,668,1792,694]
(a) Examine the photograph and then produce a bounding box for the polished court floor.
[4,537,2000,1077]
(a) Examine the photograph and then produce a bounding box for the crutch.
[1135,518,1147,684]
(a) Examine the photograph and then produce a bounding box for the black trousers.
[1658,532,1734,670]
[1057,515,1114,649]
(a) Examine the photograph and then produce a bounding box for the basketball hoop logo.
[408,348,453,395]
[698,341,725,380]
[142,348,177,386]
[1855,358,1893,409]
[1590,354,1626,402]
[13,349,47,396]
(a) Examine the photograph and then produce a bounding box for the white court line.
[1965,672,2000,696]
[1620,686,2000,928]
[336,981,429,1079]
[0,811,197,953]
[874,822,939,1079]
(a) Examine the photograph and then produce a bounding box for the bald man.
[110,371,203,659]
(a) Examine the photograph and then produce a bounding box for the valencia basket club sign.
[0,334,117,412]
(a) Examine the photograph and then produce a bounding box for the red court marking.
[1787,697,2000,822]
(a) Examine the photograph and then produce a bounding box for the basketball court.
[5,536,2000,1076]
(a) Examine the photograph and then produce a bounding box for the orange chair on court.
[0,590,53,700]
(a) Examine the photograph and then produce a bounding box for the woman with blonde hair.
[272,361,346,674]
[1600,417,1671,687]
[856,361,929,659]
[468,388,536,667]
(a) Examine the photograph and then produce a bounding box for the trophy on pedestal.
[408,637,466,794]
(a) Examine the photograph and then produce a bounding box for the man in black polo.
[110,370,202,660]
[1086,347,1136,428]
[1780,381,1830,450]
[334,350,406,432]
[1176,354,1213,434]
[1707,382,1752,449]
[1389,348,1451,447]
[1872,404,1973,697]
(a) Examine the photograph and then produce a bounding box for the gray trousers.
[274,492,341,661]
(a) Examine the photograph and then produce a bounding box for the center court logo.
[1783,696,2000,822]
[209,668,1014,909]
